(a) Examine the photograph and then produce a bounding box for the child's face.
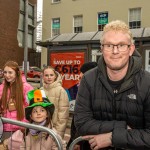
[3,66,16,84]
[43,68,56,84]
[30,106,48,123]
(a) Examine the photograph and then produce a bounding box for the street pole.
[24,0,28,79]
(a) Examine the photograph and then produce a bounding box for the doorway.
[145,50,150,72]
[92,49,102,62]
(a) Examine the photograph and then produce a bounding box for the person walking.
[0,61,33,145]
[40,66,69,139]
[74,20,150,149]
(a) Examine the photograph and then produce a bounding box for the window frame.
[51,18,60,37]
[52,0,61,3]
[18,0,36,49]
[129,7,141,29]
[97,12,108,31]
[73,15,83,33]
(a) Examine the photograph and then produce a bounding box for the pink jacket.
[0,76,33,131]
[7,127,66,150]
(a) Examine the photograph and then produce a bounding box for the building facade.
[0,0,39,68]
[42,0,149,38]
[38,0,150,106]
[41,0,150,70]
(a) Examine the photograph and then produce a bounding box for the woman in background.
[41,66,69,139]
[0,60,33,143]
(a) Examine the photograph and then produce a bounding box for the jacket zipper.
[112,91,117,120]
[112,83,134,120]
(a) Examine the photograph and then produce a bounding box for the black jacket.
[74,51,150,149]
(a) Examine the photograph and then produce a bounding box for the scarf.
[29,120,46,135]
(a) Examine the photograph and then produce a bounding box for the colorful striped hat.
[25,89,54,121]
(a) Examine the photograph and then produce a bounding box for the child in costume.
[7,89,66,150]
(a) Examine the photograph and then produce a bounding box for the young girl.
[41,66,69,139]
[7,89,66,150]
[0,61,33,142]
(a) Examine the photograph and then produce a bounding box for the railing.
[68,136,84,150]
[1,117,63,150]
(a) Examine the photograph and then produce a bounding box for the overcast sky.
[37,0,43,13]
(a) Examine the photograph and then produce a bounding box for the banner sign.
[50,52,85,110]
[52,18,60,28]
[98,12,108,25]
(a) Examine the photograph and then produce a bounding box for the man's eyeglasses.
[101,44,131,52]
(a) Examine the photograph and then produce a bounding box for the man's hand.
[73,144,80,150]
[82,132,112,150]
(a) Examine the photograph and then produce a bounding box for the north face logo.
[127,94,136,100]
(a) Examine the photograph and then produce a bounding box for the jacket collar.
[97,50,142,93]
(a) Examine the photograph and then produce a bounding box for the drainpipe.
[24,0,28,79]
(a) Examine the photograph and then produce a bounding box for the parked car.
[19,66,42,82]
[0,69,4,84]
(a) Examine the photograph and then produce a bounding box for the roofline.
[36,28,150,47]
[36,40,99,47]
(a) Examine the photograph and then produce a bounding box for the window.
[28,4,35,49]
[17,0,25,47]
[145,50,150,72]
[18,0,36,49]
[129,8,141,29]
[74,15,83,33]
[52,18,60,37]
[92,49,102,62]
[52,0,60,3]
[98,12,108,31]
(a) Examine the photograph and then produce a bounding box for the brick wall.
[0,0,37,69]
